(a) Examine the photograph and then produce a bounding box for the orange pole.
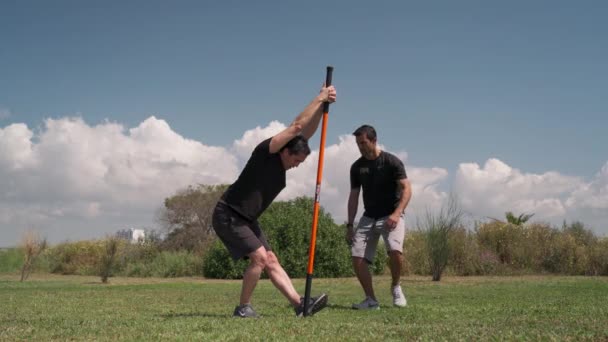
[306,112,328,273]
[303,66,333,316]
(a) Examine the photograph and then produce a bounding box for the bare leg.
[239,246,267,305]
[352,256,376,300]
[264,251,301,307]
[388,251,402,287]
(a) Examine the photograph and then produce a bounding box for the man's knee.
[388,250,402,258]
[388,250,403,264]
[249,248,269,268]
[264,251,280,270]
[352,256,368,267]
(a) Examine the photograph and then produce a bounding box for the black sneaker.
[233,304,259,318]
[295,293,328,317]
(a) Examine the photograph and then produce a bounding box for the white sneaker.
[352,297,380,310]
[392,285,407,307]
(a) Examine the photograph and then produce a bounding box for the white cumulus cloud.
[0,116,239,245]
[452,158,607,227]
[231,120,285,160]
[1,117,607,246]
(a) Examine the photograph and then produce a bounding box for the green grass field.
[1,274,606,341]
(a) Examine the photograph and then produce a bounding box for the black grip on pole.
[325,66,333,86]
[323,66,334,112]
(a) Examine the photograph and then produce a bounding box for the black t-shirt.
[222,138,286,222]
[350,151,407,219]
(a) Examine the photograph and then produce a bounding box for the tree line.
[6,184,607,283]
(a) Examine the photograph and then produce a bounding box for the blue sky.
[1,1,607,245]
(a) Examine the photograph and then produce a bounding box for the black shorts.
[212,202,271,260]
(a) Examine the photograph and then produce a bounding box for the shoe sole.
[232,312,260,318]
[232,311,260,318]
[232,306,260,318]
[308,293,328,316]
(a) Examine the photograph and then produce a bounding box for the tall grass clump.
[20,230,47,281]
[418,195,464,281]
[99,237,121,283]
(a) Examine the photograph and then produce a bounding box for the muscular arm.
[393,178,412,217]
[386,178,412,230]
[269,86,336,153]
[345,188,360,244]
[347,188,360,225]
[298,96,325,140]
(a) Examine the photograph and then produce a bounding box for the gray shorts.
[351,214,406,263]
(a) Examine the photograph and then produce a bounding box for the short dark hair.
[280,135,311,155]
[353,124,377,141]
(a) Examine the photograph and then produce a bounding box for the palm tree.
[505,211,534,226]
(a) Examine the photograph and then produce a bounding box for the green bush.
[150,251,203,277]
[203,240,248,279]
[120,240,161,264]
[446,227,482,276]
[370,241,389,276]
[39,239,203,278]
[0,248,24,273]
[476,249,496,274]
[563,221,597,246]
[476,221,528,267]
[544,233,589,275]
[261,197,354,278]
[10,201,605,279]
[46,241,104,275]
[521,223,557,272]
[123,262,154,277]
[203,197,382,279]
[471,221,604,276]
[117,239,162,276]
[405,221,608,277]
[403,230,429,275]
[587,237,608,276]
[119,249,203,278]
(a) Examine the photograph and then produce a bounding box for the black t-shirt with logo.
[222,138,286,221]
[350,151,407,219]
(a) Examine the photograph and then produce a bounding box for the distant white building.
[116,228,145,244]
